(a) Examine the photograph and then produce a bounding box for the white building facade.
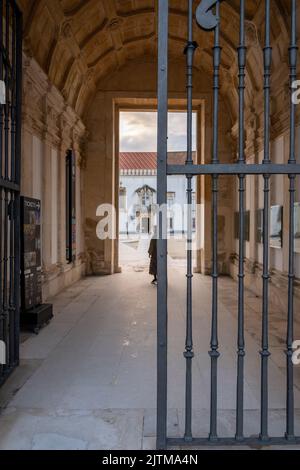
[119,152,196,236]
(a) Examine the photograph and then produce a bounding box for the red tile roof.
[120,152,157,170]
[120,152,196,170]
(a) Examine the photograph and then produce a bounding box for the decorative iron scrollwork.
[196,0,224,30]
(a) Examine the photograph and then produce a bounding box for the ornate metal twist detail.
[196,0,225,30]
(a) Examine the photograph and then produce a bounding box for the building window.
[135,185,156,235]
[167,193,175,233]
[142,193,148,206]
[167,192,175,209]
[119,185,127,211]
[141,191,152,207]
[136,185,156,208]
[66,150,76,263]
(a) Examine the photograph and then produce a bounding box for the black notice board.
[21,197,42,311]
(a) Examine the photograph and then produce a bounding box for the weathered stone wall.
[22,55,86,299]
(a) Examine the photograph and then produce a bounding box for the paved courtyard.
[0,241,300,450]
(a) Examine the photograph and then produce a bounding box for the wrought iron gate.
[157,0,300,448]
[0,0,22,385]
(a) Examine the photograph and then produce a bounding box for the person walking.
[148,228,157,285]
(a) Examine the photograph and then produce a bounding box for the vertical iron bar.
[15,6,21,187]
[3,188,8,371]
[0,190,3,377]
[286,0,297,442]
[13,188,20,365]
[2,0,9,372]
[9,5,16,366]
[236,0,246,442]
[9,194,14,365]
[0,0,3,179]
[156,0,169,450]
[4,0,9,180]
[3,0,11,370]
[184,0,197,442]
[0,1,3,378]
[260,0,272,442]
[209,0,221,442]
[14,7,22,365]
[11,4,16,181]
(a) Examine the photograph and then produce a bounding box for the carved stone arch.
[17,0,293,119]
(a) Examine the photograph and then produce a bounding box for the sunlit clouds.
[120,111,197,152]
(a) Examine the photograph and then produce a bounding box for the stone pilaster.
[21,54,87,299]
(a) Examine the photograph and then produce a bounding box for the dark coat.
[148,238,157,276]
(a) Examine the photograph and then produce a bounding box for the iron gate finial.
[196,0,224,30]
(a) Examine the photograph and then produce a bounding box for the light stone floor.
[0,243,300,450]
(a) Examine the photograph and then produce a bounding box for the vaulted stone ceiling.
[17,0,296,121]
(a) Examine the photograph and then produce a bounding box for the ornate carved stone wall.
[22,53,87,299]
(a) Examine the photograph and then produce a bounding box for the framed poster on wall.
[21,197,53,332]
[270,205,283,248]
[21,197,42,311]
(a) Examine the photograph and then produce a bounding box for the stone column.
[41,97,63,280]
[41,133,53,271]
[114,106,121,273]
[73,131,84,266]
[103,94,116,275]
[197,98,213,275]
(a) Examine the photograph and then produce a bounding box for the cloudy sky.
[120,111,197,152]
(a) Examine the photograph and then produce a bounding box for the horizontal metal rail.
[167,164,300,176]
[168,436,300,447]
